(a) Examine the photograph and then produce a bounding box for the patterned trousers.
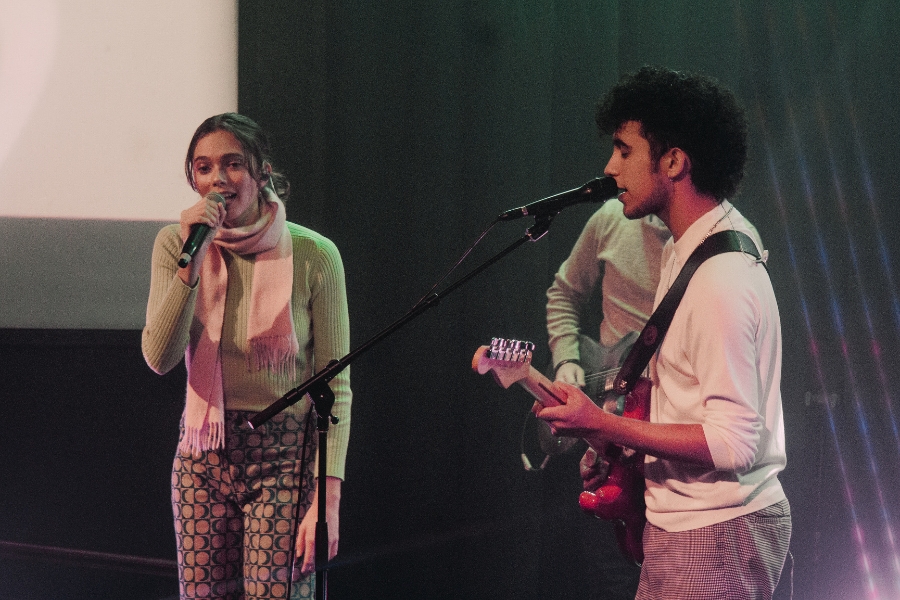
[172,410,317,600]
[635,499,792,600]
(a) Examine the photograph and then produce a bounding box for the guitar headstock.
[472,338,536,389]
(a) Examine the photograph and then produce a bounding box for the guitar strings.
[582,367,619,383]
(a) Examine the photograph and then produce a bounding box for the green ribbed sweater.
[142,222,351,480]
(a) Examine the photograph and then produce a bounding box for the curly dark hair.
[596,66,747,201]
[185,113,290,201]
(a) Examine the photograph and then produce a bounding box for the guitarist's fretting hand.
[555,362,586,388]
[533,382,602,438]
[532,381,610,449]
[534,382,613,488]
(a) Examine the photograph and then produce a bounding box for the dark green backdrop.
[238,2,900,598]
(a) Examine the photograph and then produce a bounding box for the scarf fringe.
[178,420,225,455]
[249,335,299,380]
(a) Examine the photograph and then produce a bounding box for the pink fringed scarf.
[180,192,298,454]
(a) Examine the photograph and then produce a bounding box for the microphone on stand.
[498,177,620,221]
[177,192,226,268]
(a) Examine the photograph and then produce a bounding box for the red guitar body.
[578,376,650,565]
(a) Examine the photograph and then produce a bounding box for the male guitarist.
[534,66,791,600]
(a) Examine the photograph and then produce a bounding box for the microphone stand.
[248,212,558,600]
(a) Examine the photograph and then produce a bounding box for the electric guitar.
[472,337,649,564]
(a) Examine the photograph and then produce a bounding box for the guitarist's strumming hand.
[554,362,586,388]
[580,446,611,491]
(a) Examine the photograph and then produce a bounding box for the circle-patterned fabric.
[172,410,317,599]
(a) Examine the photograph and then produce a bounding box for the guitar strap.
[612,230,764,396]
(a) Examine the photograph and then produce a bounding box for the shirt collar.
[671,200,735,266]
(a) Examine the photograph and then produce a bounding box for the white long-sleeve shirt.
[645,201,787,532]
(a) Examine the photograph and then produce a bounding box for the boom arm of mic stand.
[246,210,558,600]
[247,211,558,431]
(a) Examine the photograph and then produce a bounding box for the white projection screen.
[0,0,237,329]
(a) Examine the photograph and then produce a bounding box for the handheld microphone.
[177,192,226,268]
[498,177,620,221]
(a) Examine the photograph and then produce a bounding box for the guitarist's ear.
[661,147,690,182]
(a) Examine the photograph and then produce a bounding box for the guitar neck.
[515,365,565,407]
[472,343,565,408]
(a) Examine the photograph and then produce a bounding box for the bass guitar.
[472,337,649,565]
